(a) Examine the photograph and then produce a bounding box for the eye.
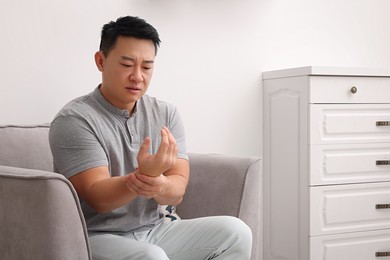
[121,63,132,68]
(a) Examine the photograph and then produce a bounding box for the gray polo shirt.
[49,87,188,234]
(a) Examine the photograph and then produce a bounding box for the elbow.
[171,196,184,206]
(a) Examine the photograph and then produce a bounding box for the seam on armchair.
[237,157,261,217]
[236,157,262,260]
[0,124,50,128]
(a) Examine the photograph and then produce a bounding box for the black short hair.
[99,16,161,56]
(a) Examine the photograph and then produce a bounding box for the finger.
[164,127,178,161]
[136,173,161,186]
[135,173,153,183]
[135,175,165,197]
[172,145,179,163]
[164,127,176,144]
[156,128,169,155]
[126,173,141,193]
[168,141,177,163]
[137,137,151,160]
[127,173,154,195]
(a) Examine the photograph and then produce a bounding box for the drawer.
[310,143,390,185]
[310,229,390,260]
[310,182,390,236]
[310,76,390,103]
[310,104,390,144]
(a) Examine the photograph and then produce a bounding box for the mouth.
[125,86,142,93]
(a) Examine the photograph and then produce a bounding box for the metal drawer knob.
[376,251,390,257]
[377,121,390,126]
[350,86,358,94]
[376,160,390,165]
[376,204,390,209]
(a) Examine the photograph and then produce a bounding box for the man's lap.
[89,216,252,260]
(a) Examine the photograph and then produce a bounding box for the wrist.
[137,168,162,177]
[125,170,139,194]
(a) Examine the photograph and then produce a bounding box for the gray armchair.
[0,125,262,260]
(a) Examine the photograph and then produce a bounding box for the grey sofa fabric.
[0,124,262,260]
[178,153,262,260]
[0,165,91,260]
[0,124,52,171]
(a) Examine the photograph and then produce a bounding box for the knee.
[141,244,169,260]
[215,216,253,256]
[220,216,252,243]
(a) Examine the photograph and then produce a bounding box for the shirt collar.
[92,85,138,118]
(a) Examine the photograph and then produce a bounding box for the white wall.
[1,0,390,157]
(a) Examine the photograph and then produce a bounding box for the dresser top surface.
[262,66,390,79]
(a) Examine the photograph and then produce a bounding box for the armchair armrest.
[177,153,262,260]
[0,166,91,260]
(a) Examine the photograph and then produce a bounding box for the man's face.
[95,36,156,112]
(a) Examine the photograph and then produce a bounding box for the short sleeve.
[168,107,188,161]
[49,116,108,179]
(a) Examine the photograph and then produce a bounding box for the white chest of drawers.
[263,66,390,260]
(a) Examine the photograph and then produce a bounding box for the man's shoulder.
[49,92,103,144]
[53,92,97,120]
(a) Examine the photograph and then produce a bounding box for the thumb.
[138,137,151,159]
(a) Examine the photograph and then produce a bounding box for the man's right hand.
[136,127,178,177]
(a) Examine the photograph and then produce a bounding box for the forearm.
[69,166,137,213]
[82,175,137,213]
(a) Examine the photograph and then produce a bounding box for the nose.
[129,66,143,83]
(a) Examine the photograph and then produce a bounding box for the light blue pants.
[89,216,252,260]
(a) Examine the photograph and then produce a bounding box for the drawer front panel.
[310,143,390,185]
[310,104,390,144]
[310,182,390,236]
[310,229,390,260]
[310,76,390,103]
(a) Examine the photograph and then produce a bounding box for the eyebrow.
[120,56,154,64]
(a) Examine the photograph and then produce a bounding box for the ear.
[94,51,105,72]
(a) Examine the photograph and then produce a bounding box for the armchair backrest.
[0,124,53,171]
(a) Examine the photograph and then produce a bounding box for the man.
[49,16,252,260]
